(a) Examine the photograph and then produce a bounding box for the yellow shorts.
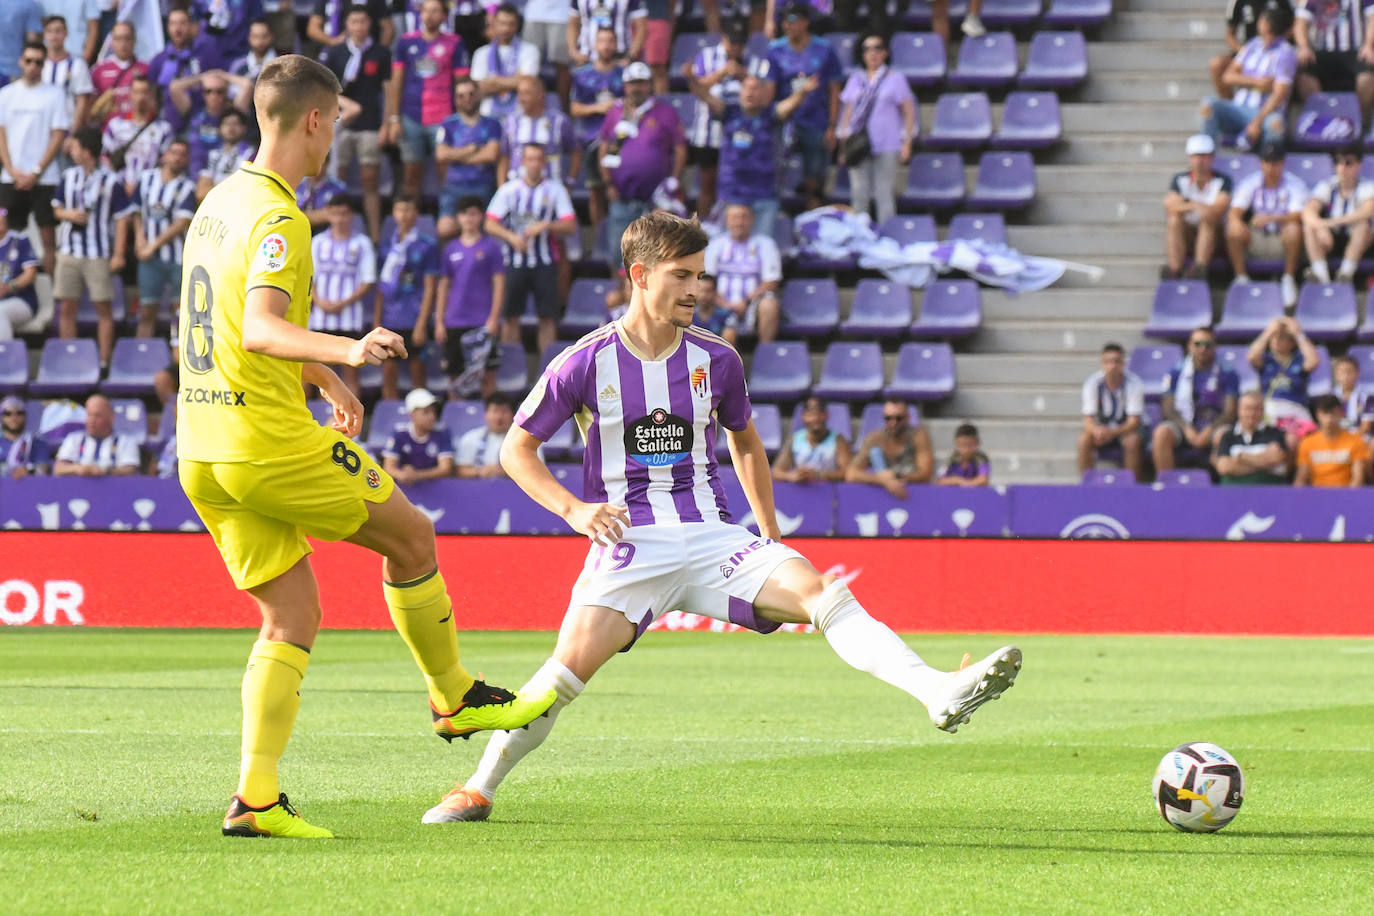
[179,426,396,590]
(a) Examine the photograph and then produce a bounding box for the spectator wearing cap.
[383,388,456,485]
[0,204,40,339]
[2,395,49,478]
[0,41,70,277]
[1201,5,1295,150]
[1227,140,1307,307]
[1296,393,1369,486]
[456,391,516,479]
[837,32,917,227]
[1248,315,1320,445]
[599,61,686,268]
[568,0,646,69]
[703,202,782,343]
[1153,327,1240,472]
[433,195,505,399]
[1293,0,1374,122]
[146,8,224,133]
[471,3,542,121]
[323,4,392,242]
[435,77,502,242]
[1164,134,1232,280]
[571,26,625,236]
[1078,342,1145,478]
[53,394,140,477]
[310,193,377,397]
[1302,145,1374,283]
[766,2,842,212]
[375,194,440,400]
[1212,389,1289,485]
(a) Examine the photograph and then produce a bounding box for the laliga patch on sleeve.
[253,232,290,273]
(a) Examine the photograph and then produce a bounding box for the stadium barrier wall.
[3,532,1370,635]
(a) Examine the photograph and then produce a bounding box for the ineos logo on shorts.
[624,408,693,467]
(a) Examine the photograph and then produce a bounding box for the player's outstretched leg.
[348,489,556,736]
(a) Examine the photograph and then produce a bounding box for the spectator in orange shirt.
[1295,394,1369,487]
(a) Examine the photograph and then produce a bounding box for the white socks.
[1312,260,1332,284]
[808,579,947,706]
[465,658,584,800]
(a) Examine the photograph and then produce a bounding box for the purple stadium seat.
[982,0,1042,26]
[361,399,406,449]
[356,361,383,396]
[439,399,485,443]
[890,31,946,87]
[1145,280,1212,341]
[102,337,171,397]
[1296,282,1358,341]
[665,91,699,134]
[902,0,970,28]
[748,341,812,402]
[948,212,1007,245]
[842,279,914,337]
[1216,345,1259,392]
[1349,344,1374,381]
[1082,468,1136,486]
[1359,289,1374,340]
[949,32,1018,89]
[927,92,993,149]
[494,342,529,394]
[715,403,783,459]
[1217,152,1259,187]
[1155,469,1213,487]
[745,33,769,59]
[1127,344,1183,399]
[859,402,920,441]
[791,400,853,440]
[560,278,616,336]
[899,152,966,210]
[306,398,335,427]
[1019,32,1088,89]
[992,91,1062,149]
[1042,0,1112,28]
[878,214,938,245]
[830,33,857,66]
[109,398,149,444]
[0,339,27,394]
[912,280,982,337]
[1291,92,1361,151]
[780,279,840,338]
[1310,345,1334,395]
[668,35,713,90]
[773,213,798,262]
[30,339,100,398]
[1215,281,1283,341]
[812,342,884,401]
[886,342,956,401]
[419,344,447,391]
[968,151,1036,209]
[1285,152,1334,189]
[539,340,575,374]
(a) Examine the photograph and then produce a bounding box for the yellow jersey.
[177,163,317,462]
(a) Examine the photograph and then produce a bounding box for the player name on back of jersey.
[189,213,229,248]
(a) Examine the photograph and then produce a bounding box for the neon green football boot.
[222,793,334,838]
[431,679,557,742]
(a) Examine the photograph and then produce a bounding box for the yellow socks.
[237,640,310,807]
[383,569,475,712]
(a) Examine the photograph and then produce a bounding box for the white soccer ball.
[1151,742,1245,833]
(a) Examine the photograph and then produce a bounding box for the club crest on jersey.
[366,468,381,489]
[690,364,709,398]
[625,408,693,467]
[256,233,288,272]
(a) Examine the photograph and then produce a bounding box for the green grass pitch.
[2,629,1371,914]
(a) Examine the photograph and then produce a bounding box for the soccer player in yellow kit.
[176,55,555,838]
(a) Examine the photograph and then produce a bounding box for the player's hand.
[321,378,364,438]
[346,327,408,366]
[565,500,631,545]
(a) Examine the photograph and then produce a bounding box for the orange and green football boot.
[431,679,557,742]
[222,793,334,838]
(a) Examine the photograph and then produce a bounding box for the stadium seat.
[858,402,920,442]
[890,31,946,87]
[560,278,616,337]
[1359,288,1374,341]
[1127,344,1182,399]
[812,342,884,402]
[1285,152,1334,190]
[747,341,812,402]
[668,35,713,90]
[829,33,857,66]
[1309,345,1334,395]
[1216,344,1259,392]
[780,279,840,338]
[1348,344,1374,378]
[1042,0,1112,28]
[926,92,993,149]
[365,399,407,450]
[106,398,147,445]
[665,91,699,132]
[791,400,853,441]
[102,338,171,397]
[1291,92,1361,151]
[540,340,575,373]
[899,152,966,210]
[715,403,782,459]
[842,279,914,337]
[1018,32,1088,89]
[1296,282,1358,341]
[1145,280,1212,341]
[543,416,580,461]
[948,33,1018,90]
[901,0,970,29]
[886,342,956,401]
[306,398,335,427]
[30,339,100,398]
[440,399,485,442]
[357,361,383,397]
[878,214,938,246]
[745,33,769,59]
[0,339,27,394]
[1154,469,1213,487]
[494,343,529,394]
[968,151,1036,209]
[1081,468,1136,486]
[948,212,1007,245]
[992,91,1062,149]
[1215,281,1284,341]
[981,0,1042,27]
[912,280,982,338]
[773,213,798,262]
[1217,152,1259,187]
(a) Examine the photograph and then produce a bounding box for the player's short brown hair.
[254,54,342,131]
[620,211,709,273]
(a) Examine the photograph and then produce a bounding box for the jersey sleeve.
[518,42,541,76]
[1081,375,1097,416]
[54,432,80,463]
[1231,175,1256,211]
[552,183,576,221]
[470,46,490,81]
[758,237,782,282]
[435,428,455,459]
[516,345,589,441]
[382,434,399,459]
[715,346,752,431]
[358,237,378,284]
[1126,376,1145,416]
[455,428,480,465]
[114,434,141,468]
[246,210,313,300]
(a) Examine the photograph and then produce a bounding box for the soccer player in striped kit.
[422,211,1022,824]
[310,193,377,396]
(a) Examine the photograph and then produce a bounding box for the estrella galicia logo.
[625,408,693,467]
[1058,513,1130,539]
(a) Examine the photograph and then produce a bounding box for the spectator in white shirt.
[0,41,71,275]
[1078,342,1145,478]
[1302,145,1374,283]
[456,391,515,478]
[703,203,782,344]
[1227,139,1307,307]
[41,15,93,129]
[53,394,140,477]
[1163,134,1232,281]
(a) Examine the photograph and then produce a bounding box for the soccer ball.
[1151,742,1245,833]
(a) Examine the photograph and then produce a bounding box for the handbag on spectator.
[107,118,155,173]
[841,67,889,166]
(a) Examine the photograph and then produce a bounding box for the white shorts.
[570,521,804,650]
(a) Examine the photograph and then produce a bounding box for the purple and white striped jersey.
[571,0,647,58]
[486,176,576,268]
[128,167,197,263]
[686,43,772,149]
[309,230,377,332]
[53,165,126,259]
[703,233,781,306]
[517,321,753,527]
[501,108,576,182]
[42,54,94,122]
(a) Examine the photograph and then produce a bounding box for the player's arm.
[501,425,630,544]
[726,420,783,540]
[243,287,403,366]
[303,361,365,439]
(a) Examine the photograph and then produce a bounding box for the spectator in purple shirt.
[598,61,685,269]
[191,0,264,61]
[147,8,224,132]
[766,2,841,211]
[837,33,917,226]
[296,161,346,231]
[383,387,455,485]
[435,76,502,241]
[1200,5,1296,150]
[433,195,505,398]
[376,194,440,400]
[936,423,991,487]
[571,27,625,234]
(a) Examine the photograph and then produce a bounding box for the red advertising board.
[2,532,1369,636]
